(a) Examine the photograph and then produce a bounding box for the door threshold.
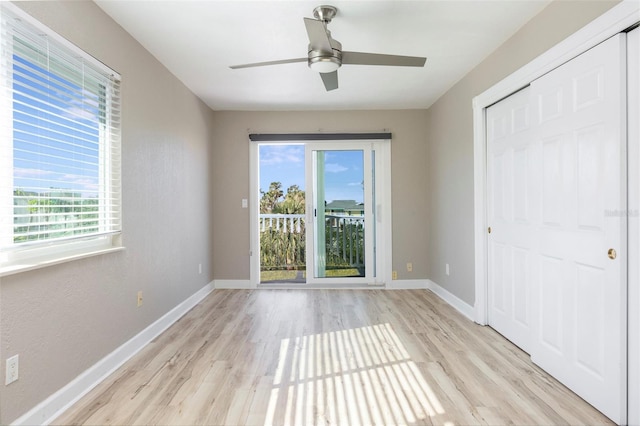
[257,283,385,290]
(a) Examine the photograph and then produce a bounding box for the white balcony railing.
[260,214,305,233]
[259,213,364,270]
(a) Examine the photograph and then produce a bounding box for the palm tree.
[260,182,283,213]
[277,185,305,214]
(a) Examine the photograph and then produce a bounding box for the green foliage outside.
[260,182,305,215]
[260,182,306,272]
[260,182,365,280]
[13,188,99,243]
[324,218,365,273]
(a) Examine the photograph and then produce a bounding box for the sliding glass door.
[252,139,389,286]
[307,145,376,284]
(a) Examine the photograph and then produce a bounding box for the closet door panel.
[530,33,626,424]
[487,87,535,354]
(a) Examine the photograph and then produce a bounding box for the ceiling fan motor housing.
[308,36,342,73]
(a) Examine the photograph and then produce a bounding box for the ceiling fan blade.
[320,70,338,91]
[230,58,307,69]
[304,18,332,52]
[342,51,426,67]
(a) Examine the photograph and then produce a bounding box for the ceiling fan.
[229,5,427,91]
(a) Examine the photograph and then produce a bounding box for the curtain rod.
[249,133,392,141]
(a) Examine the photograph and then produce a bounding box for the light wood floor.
[54,289,613,425]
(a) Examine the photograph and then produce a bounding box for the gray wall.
[425,0,619,306]
[211,111,429,281]
[0,2,215,423]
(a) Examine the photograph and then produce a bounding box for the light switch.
[242,199,248,208]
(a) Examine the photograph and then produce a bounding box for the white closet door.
[530,34,626,424]
[487,87,536,353]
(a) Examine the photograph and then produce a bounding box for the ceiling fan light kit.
[230,5,426,91]
[309,57,341,73]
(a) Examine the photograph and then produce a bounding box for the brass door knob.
[608,248,617,260]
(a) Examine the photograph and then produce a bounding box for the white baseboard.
[12,282,214,426]
[426,279,475,321]
[213,279,255,289]
[386,279,429,290]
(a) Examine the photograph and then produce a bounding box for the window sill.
[0,245,125,277]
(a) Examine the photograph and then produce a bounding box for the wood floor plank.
[53,289,614,426]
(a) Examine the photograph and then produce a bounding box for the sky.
[13,53,101,197]
[259,144,365,204]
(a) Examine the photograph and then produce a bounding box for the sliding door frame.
[249,136,392,288]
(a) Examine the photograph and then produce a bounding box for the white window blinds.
[0,4,121,254]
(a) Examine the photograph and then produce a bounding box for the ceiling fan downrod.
[313,5,337,25]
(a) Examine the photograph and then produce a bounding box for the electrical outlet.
[198,263,202,274]
[392,270,398,280]
[406,262,413,272]
[5,355,18,385]
[446,263,450,276]
[137,291,143,307]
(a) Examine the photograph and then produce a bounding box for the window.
[0,4,122,274]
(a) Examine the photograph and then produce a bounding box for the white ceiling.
[95,0,550,111]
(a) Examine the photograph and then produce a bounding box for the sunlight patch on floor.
[265,323,445,425]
